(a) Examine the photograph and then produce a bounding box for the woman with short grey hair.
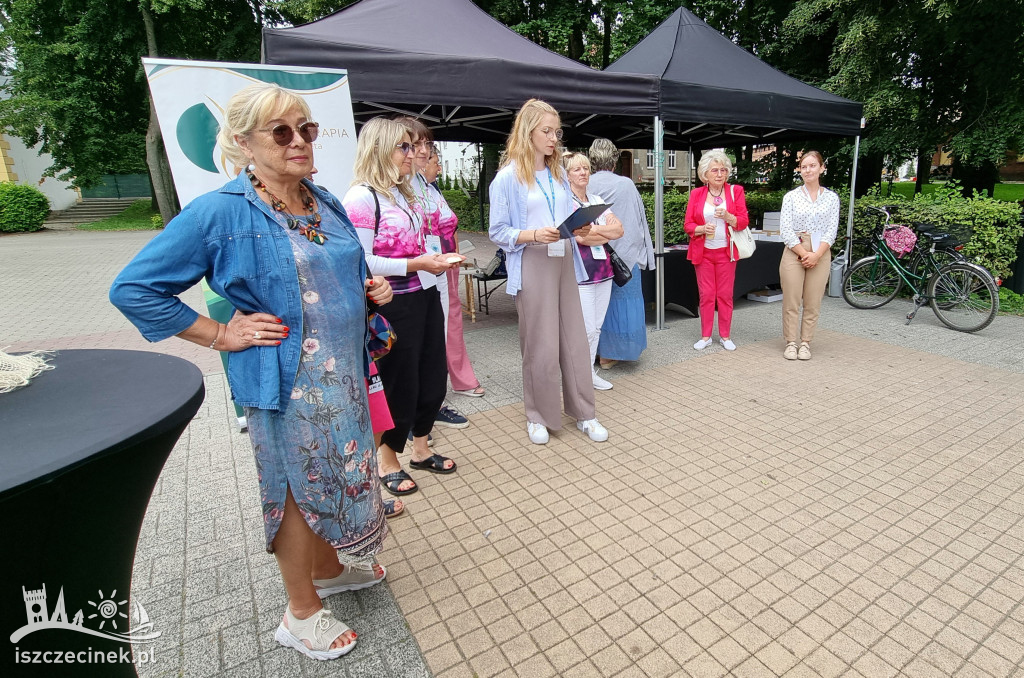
[587,138,656,369]
[684,148,750,351]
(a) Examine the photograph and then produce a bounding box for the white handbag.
[726,184,755,261]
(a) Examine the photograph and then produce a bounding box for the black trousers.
[376,286,448,452]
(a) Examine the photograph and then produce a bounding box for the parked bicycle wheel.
[842,256,903,309]
[927,262,999,332]
[908,246,963,278]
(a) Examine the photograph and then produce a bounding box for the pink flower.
[345,459,357,473]
[302,338,320,354]
[290,388,305,399]
[324,357,336,372]
[344,440,358,455]
[303,291,320,304]
[345,485,360,498]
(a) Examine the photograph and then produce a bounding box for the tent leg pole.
[845,130,862,266]
[654,116,665,331]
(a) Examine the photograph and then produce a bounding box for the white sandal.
[274,607,355,660]
[313,561,386,598]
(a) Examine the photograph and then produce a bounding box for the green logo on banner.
[228,69,345,90]
[177,103,220,174]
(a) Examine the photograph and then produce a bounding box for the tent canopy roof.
[262,0,861,149]
[607,7,863,145]
[262,0,658,144]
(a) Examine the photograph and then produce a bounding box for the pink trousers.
[445,267,480,391]
[694,247,737,338]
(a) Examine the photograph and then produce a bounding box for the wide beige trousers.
[779,234,831,343]
[515,244,596,429]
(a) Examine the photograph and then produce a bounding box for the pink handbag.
[883,224,917,257]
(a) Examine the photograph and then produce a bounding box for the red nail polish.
[275,317,282,323]
[282,326,289,332]
[276,340,281,345]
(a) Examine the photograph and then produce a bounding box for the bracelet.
[533,229,537,242]
[209,323,223,350]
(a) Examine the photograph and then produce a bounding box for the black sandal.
[408,453,458,475]
[378,470,418,496]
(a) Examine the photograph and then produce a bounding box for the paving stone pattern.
[4,228,1024,677]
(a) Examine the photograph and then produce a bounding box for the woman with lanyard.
[489,99,610,446]
[778,150,840,361]
[342,117,462,497]
[563,151,623,391]
[396,116,476,428]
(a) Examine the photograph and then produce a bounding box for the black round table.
[0,350,205,676]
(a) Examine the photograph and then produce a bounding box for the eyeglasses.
[708,168,729,174]
[395,142,416,155]
[413,139,432,150]
[539,127,564,140]
[257,121,319,146]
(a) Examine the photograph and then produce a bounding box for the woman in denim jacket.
[110,84,392,662]
[488,99,610,446]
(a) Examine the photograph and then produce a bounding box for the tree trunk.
[952,157,999,198]
[855,152,884,198]
[601,5,614,69]
[914,151,931,195]
[140,1,177,225]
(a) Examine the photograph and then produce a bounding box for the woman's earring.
[248,164,255,171]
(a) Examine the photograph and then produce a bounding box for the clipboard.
[557,202,613,239]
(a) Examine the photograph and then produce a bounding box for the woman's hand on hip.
[366,276,393,306]
[222,311,287,351]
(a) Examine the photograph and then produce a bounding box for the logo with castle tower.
[10,583,160,645]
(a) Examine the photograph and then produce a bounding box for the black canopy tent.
[603,7,864,327]
[262,0,864,325]
[262,0,659,143]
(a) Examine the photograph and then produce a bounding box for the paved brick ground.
[4,227,1024,677]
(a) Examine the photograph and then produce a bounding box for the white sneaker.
[693,337,713,350]
[720,338,736,351]
[592,370,613,391]
[527,422,549,445]
[576,418,608,442]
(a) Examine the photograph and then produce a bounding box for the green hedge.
[847,184,1023,280]
[638,186,788,244]
[442,189,485,232]
[0,182,50,233]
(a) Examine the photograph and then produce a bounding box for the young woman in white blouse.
[778,151,840,361]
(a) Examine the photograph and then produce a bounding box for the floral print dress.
[245,208,387,560]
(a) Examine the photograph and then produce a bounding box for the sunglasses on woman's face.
[395,142,416,155]
[258,121,320,146]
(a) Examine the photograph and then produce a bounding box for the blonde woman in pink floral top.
[342,117,462,498]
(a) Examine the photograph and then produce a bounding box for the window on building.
[646,150,654,169]
[668,151,677,170]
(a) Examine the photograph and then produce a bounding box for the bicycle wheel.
[909,246,963,278]
[842,256,903,309]
[928,262,999,332]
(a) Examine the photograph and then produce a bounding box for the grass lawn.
[883,181,1024,202]
[77,199,162,231]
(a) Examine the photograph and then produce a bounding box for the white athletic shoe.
[527,422,549,445]
[592,370,613,391]
[720,338,736,351]
[693,337,713,350]
[576,418,608,442]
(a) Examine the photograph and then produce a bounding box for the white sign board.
[142,58,356,207]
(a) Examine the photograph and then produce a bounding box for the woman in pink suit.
[683,149,750,351]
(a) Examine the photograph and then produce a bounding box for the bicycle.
[842,206,999,332]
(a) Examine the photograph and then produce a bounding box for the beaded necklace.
[707,185,724,207]
[246,167,327,245]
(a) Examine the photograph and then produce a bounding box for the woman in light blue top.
[489,99,609,446]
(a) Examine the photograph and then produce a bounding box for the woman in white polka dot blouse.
[778,151,840,361]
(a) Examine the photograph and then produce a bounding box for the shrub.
[443,189,485,232]
[845,183,1023,280]
[0,182,50,233]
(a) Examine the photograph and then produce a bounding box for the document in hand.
[556,202,613,239]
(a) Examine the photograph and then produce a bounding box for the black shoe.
[435,405,469,429]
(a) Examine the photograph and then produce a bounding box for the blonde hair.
[351,116,414,204]
[501,99,565,187]
[562,151,591,173]
[217,83,311,169]
[589,138,620,172]
[697,149,733,183]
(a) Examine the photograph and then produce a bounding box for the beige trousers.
[779,234,831,343]
[515,244,596,429]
